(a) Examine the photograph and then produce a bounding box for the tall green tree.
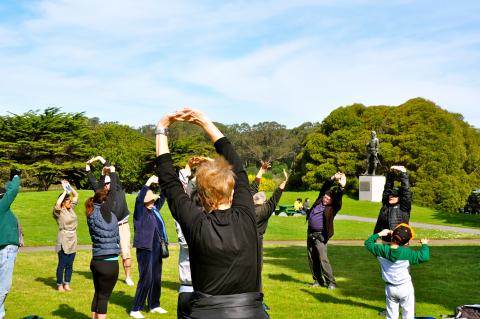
[87,122,155,192]
[291,98,480,212]
[0,107,90,190]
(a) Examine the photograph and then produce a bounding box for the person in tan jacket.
[53,179,79,292]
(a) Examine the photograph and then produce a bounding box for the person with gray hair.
[252,169,288,300]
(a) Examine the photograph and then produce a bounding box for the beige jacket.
[53,201,78,254]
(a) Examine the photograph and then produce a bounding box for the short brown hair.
[195,156,235,212]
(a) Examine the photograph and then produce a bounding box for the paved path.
[337,214,480,235]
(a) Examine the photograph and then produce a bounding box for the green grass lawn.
[11,190,480,247]
[6,244,480,318]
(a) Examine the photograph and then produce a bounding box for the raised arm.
[332,172,346,214]
[173,108,252,213]
[257,169,288,223]
[364,230,391,258]
[101,172,118,216]
[250,160,271,194]
[382,169,396,205]
[155,110,206,236]
[86,164,99,191]
[397,168,411,213]
[0,175,20,213]
[69,183,79,203]
[408,239,430,264]
[55,181,69,208]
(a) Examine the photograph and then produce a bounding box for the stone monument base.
[359,175,386,202]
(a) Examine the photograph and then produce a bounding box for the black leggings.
[90,258,119,314]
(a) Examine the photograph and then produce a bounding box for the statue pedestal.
[359,175,385,202]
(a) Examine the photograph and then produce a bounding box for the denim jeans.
[0,245,19,318]
[56,250,76,285]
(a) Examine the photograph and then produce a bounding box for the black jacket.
[88,162,130,221]
[374,171,411,235]
[157,137,261,297]
[306,178,344,242]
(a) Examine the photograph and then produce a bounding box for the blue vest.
[87,204,120,257]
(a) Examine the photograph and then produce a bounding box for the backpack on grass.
[441,304,480,319]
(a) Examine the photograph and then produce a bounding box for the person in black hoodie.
[155,108,268,319]
[373,165,412,242]
[306,172,346,290]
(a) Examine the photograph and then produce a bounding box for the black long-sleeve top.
[87,163,130,222]
[256,187,283,237]
[157,137,260,295]
[374,171,411,235]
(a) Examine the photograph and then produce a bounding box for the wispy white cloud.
[0,0,479,128]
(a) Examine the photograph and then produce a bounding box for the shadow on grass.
[301,289,384,312]
[431,210,480,229]
[35,276,57,289]
[108,280,178,313]
[75,270,92,280]
[263,245,480,311]
[51,304,90,319]
[268,273,307,285]
[161,280,180,292]
[109,291,132,314]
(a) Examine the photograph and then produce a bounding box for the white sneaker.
[125,277,135,286]
[129,310,144,318]
[150,307,168,314]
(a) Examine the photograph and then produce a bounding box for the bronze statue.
[364,130,379,175]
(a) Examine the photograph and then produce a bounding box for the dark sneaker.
[327,284,337,290]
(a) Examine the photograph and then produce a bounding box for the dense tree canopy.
[290,98,480,212]
[2,100,479,213]
[86,122,155,192]
[0,108,90,190]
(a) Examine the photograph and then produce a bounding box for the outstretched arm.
[398,169,411,214]
[155,110,205,239]
[250,160,271,194]
[382,168,396,204]
[257,169,288,223]
[176,108,252,212]
[332,172,346,214]
[0,175,20,213]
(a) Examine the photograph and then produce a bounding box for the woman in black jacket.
[155,108,268,319]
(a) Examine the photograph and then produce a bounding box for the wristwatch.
[155,127,169,136]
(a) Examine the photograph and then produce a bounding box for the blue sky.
[0,0,479,128]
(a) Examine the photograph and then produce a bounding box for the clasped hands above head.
[331,172,347,187]
[157,108,208,129]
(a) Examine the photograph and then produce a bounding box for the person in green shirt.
[0,172,21,319]
[365,224,430,264]
[365,224,430,319]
